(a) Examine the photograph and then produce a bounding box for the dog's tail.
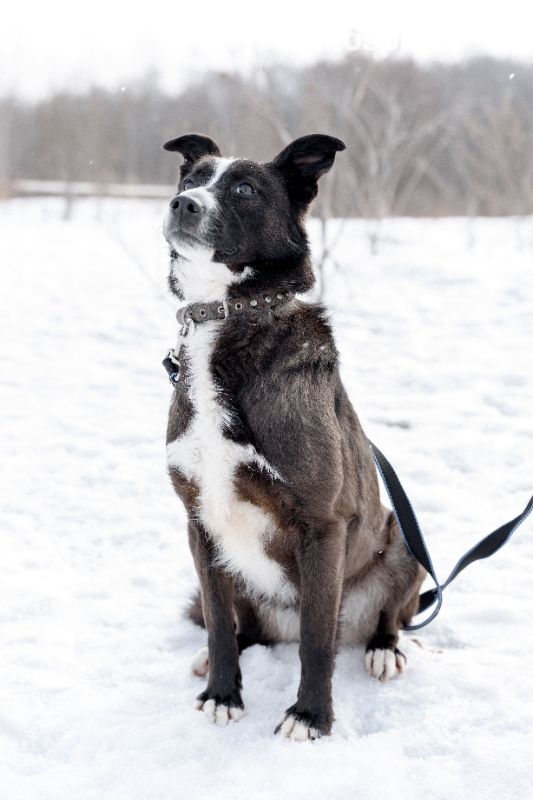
[186,588,205,628]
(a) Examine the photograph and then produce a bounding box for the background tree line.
[1,53,533,217]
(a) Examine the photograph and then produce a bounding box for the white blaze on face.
[177,157,236,214]
[205,157,236,189]
[166,157,247,303]
[169,156,236,224]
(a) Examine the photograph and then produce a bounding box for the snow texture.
[1,199,532,800]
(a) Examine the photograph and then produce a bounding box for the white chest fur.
[166,321,294,603]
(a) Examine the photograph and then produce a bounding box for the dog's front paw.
[365,647,406,681]
[195,689,244,726]
[274,704,331,741]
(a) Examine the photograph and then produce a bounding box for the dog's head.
[162,133,345,301]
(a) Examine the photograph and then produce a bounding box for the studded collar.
[175,290,296,326]
[163,289,296,385]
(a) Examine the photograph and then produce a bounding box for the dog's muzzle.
[168,192,206,235]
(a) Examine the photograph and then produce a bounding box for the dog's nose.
[169,193,204,219]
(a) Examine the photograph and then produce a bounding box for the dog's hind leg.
[365,561,425,681]
[187,590,211,678]
[364,608,407,681]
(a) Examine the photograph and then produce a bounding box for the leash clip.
[162,316,195,386]
[162,349,181,385]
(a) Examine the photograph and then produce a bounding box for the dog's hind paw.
[365,647,406,681]
[191,646,209,677]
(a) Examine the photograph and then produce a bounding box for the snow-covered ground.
[1,198,532,800]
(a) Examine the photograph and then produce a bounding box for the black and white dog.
[162,133,424,740]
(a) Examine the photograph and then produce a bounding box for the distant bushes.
[2,54,533,216]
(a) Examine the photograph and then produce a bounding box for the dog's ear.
[162,134,221,164]
[269,134,345,206]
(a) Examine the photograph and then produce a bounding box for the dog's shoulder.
[278,300,338,366]
[214,299,338,383]
[212,301,345,483]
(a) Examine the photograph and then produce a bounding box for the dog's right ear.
[269,134,345,207]
[162,134,221,164]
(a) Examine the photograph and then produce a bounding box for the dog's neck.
[169,247,255,304]
[168,244,314,306]
[163,286,296,385]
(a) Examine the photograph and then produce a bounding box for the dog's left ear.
[269,134,345,206]
[162,133,221,164]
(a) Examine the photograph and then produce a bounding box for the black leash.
[369,441,533,631]
[161,301,533,632]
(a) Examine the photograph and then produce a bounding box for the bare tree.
[3,53,533,223]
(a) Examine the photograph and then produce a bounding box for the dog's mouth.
[170,237,242,263]
[164,209,244,266]
[165,224,205,249]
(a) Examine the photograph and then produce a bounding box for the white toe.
[396,652,407,674]
[202,698,216,722]
[278,715,318,741]
[372,648,385,678]
[364,649,374,673]
[279,716,295,737]
[215,704,229,726]
[382,649,398,681]
[290,720,311,741]
[229,706,244,722]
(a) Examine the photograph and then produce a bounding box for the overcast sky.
[2,0,532,98]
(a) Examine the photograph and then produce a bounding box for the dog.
[162,132,425,740]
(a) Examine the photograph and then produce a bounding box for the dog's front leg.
[188,520,244,726]
[276,520,345,741]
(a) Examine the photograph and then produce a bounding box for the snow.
[1,198,532,799]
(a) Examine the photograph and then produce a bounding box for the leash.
[369,441,533,630]
[162,295,532,631]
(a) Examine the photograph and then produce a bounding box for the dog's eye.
[235,182,255,195]
[182,178,195,190]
